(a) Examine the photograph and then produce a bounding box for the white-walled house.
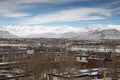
[70,45,120,52]
[76,54,89,63]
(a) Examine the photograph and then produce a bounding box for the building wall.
[87,58,104,68]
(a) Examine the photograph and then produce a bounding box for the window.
[0,59,2,62]
[0,55,2,58]
[56,54,60,57]
[80,57,82,60]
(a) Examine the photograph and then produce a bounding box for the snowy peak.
[0,30,16,38]
[88,29,120,39]
[86,24,120,31]
[0,24,120,39]
[0,29,120,39]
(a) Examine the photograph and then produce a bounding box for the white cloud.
[0,0,85,18]
[86,24,120,31]
[0,0,30,17]
[18,0,79,4]
[16,0,94,4]
[101,0,120,14]
[103,1,120,8]
[0,0,118,19]
[1,12,30,18]
[23,7,111,24]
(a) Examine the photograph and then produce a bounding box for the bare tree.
[54,51,78,80]
[20,53,54,80]
[103,40,120,80]
[21,50,80,80]
[103,40,118,52]
[106,54,120,80]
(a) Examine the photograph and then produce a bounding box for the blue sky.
[0,0,120,28]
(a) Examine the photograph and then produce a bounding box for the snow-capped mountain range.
[0,24,120,39]
[0,30,16,38]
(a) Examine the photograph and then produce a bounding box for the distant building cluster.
[0,38,119,80]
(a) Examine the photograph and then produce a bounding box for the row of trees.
[21,52,79,80]
[103,40,120,80]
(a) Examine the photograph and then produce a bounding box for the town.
[0,38,119,80]
[0,0,120,80]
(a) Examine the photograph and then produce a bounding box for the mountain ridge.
[1,27,120,40]
[0,30,17,38]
